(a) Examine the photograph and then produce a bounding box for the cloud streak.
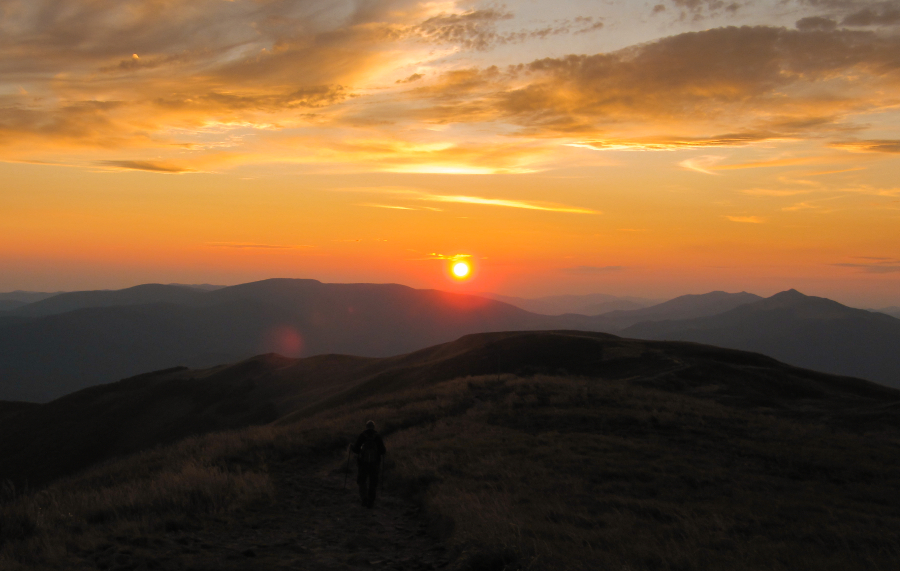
[205,242,313,250]
[833,262,900,273]
[562,265,626,274]
[97,160,198,173]
[350,188,598,213]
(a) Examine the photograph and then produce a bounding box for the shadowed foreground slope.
[2,331,900,570]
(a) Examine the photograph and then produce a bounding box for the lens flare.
[453,262,470,278]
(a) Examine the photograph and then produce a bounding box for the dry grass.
[291,374,900,570]
[3,372,900,570]
[0,430,277,569]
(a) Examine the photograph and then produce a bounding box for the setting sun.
[453,262,471,278]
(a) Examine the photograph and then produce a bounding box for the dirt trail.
[86,457,452,571]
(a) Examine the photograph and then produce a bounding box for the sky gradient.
[2,0,899,306]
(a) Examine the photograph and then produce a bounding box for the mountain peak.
[770,289,807,299]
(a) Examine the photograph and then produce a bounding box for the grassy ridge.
[3,367,900,568]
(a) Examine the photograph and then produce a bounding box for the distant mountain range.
[874,306,900,319]
[622,290,900,388]
[0,290,63,305]
[589,291,763,330]
[0,300,26,311]
[0,280,898,402]
[2,330,896,489]
[480,292,659,315]
[0,280,565,402]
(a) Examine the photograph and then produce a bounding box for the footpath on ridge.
[83,456,452,571]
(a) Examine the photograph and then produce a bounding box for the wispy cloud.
[742,188,813,197]
[679,155,724,175]
[407,10,602,51]
[359,204,418,210]
[570,132,775,151]
[725,216,764,223]
[416,193,597,213]
[831,140,900,153]
[96,160,198,173]
[205,242,313,249]
[833,262,900,273]
[782,202,816,211]
[562,265,626,274]
[414,252,473,262]
[344,187,598,214]
[713,156,838,171]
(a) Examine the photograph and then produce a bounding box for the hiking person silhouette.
[350,420,386,508]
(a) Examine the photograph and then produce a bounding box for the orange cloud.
[405,26,900,146]
[3,4,900,176]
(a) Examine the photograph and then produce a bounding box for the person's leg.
[367,465,379,507]
[357,461,367,505]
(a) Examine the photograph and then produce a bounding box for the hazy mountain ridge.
[624,289,900,387]
[0,291,64,304]
[590,290,764,330]
[9,283,210,317]
[0,300,26,311]
[2,280,899,403]
[0,279,572,402]
[875,306,900,319]
[479,292,658,315]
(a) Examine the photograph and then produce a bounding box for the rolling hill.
[623,289,900,388]
[2,329,896,490]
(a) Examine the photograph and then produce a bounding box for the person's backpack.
[359,433,381,465]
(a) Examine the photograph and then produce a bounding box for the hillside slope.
[2,330,900,571]
[0,300,26,312]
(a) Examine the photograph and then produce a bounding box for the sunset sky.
[2,0,899,306]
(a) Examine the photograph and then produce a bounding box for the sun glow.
[452,261,470,278]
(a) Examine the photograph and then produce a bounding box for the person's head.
[366,420,376,430]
